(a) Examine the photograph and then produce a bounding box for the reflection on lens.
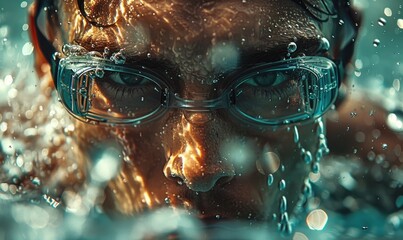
[235,68,311,123]
[81,68,163,122]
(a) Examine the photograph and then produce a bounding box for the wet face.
[49,0,333,224]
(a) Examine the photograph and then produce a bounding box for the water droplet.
[215,214,221,219]
[87,51,102,58]
[280,196,287,214]
[279,179,286,191]
[110,50,126,64]
[164,197,170,204]
[268,174,274,186]
[386,112,403,132]
[318,138,329,155]
[79,88,88,97]
[287,42,297,53]
[382,143,388,150]
[278,212,292,234]
[31,177,41,186]
[378,17,387,26]
[317,118,325,135]
[103,47,110,58]
[260,151,281,174]
[306,209,328,230]
[373,39,380,47]
[95,67,105,78]
[91,147,122,183]
[293,126,300,144]
[320,37,330,51]
[303,180,312,197]
[302,150,313,164]
[312,162,320,174]
[350,111,358,118]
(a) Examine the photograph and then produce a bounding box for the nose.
[163,116,235,192]
[163,155,235,192]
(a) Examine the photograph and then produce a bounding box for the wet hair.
[74,0,351,27]
[292,0,339,22]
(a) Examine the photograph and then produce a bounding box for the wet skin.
[39,0,338,222]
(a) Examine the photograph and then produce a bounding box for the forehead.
[58,0,323,52]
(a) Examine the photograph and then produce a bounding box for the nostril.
[215,175,234,187]
[163,164,182,180]
[185,171,235,192]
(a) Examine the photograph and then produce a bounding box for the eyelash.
[97,73,153,100]
[252,80,300,100]
[103,83,148,100]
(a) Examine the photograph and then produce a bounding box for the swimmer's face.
[39,0,342,223]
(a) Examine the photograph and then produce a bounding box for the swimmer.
[23,0,402,234]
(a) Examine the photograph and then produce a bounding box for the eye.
[248,71,287,87]
[109,72,148,86]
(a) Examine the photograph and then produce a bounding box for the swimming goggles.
[53,53,338,126]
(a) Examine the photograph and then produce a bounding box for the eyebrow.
[240,36,324,67]
[124,55,181,88]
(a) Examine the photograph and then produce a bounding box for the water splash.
[110,50,126,64]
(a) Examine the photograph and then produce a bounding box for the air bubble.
[338,19,344,25]
[382,143,388,150]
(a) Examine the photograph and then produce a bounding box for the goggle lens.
[56,56,338,126]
